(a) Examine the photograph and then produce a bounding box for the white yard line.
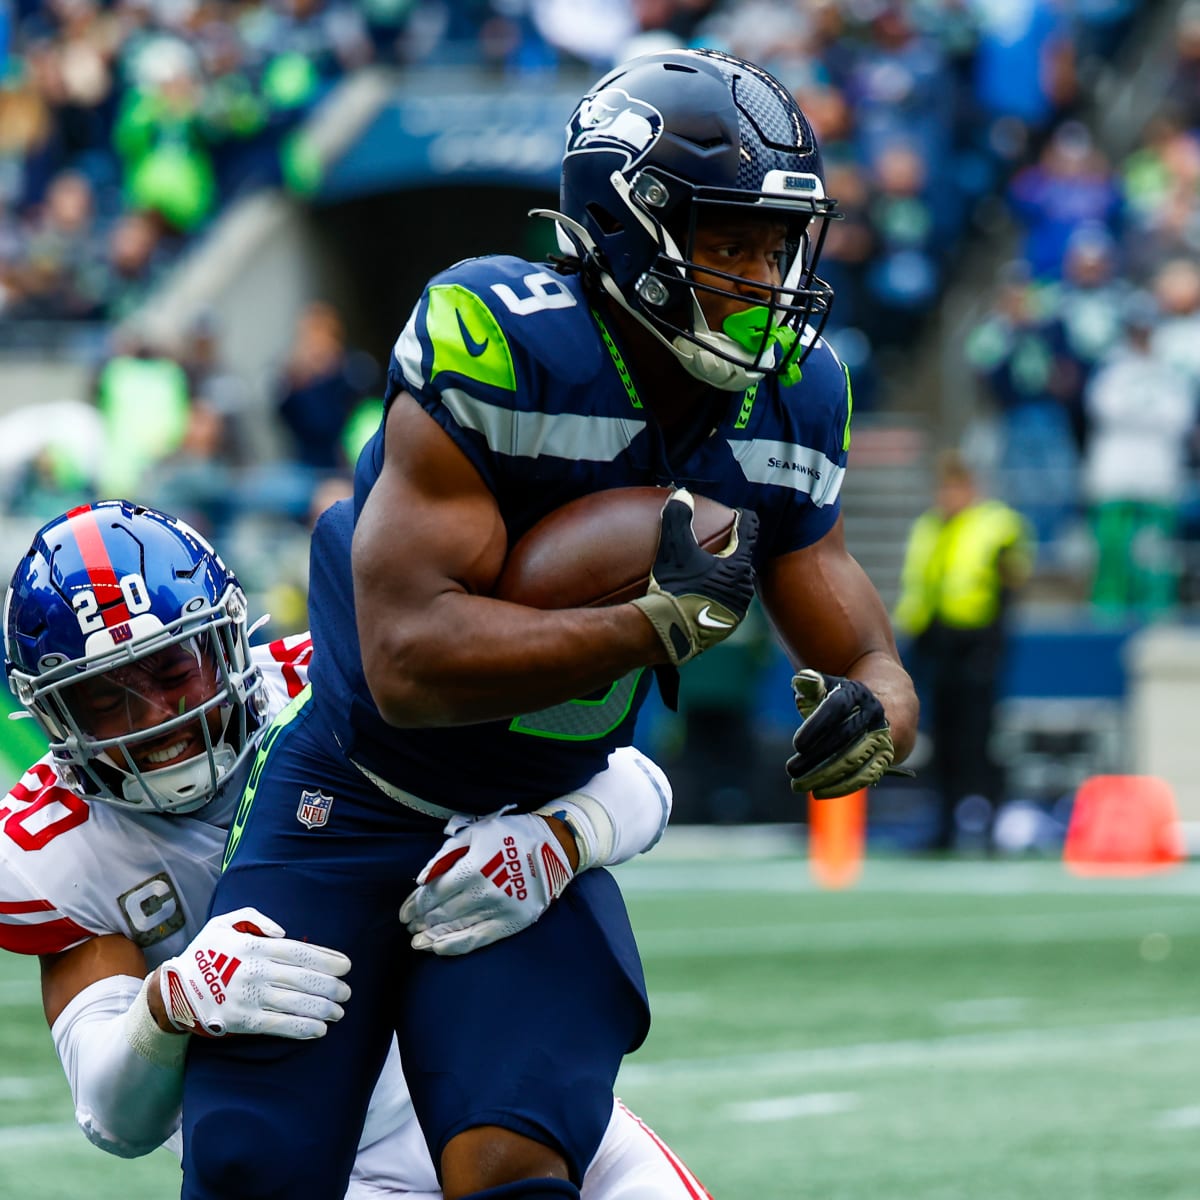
[0,979,39,1006]
[0,1122,77,1150]
[618,1015,1200,1086]
[935,997,1031,1026]
[0,1078,42,1100]
[633,903,1198,955]
[725,1092,859,1122]
[618,857,1200,896]
[1156,1106,1200,1130]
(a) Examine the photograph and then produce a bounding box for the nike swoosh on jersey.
[696,605,735,629]
[456,310,489,357]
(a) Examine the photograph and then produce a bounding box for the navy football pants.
[181,696,650,1199]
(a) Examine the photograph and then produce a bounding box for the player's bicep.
[353,393,507,613]
[41,934,147,1027]
[759,515,898,673]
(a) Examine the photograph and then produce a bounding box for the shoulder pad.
[401,256,605,391]
[794,335,848,398]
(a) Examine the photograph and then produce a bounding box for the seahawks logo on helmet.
[566,87,663,168]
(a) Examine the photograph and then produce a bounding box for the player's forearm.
[847,649,919,762]
[51,973,187,1158]
[362,592,667,727]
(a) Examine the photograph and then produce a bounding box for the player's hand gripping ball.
[631,488,758,665]
[493,485,742,609]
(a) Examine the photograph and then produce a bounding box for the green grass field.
[2,845,1197,1199]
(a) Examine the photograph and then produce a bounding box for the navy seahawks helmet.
[540,48,839,391]
[3,501,266,814]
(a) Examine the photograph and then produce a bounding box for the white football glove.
[400,811,574,956]
[158,907,351,1039]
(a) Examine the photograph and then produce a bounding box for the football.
[493,486,738,609]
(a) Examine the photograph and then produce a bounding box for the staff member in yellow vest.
[894,450,1033,851]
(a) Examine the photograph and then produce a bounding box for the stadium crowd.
[0,0,1190,626]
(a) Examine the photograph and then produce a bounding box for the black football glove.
[631,488,758,666]
[786,669,896,799]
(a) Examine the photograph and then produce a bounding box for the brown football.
[493,487,738,609]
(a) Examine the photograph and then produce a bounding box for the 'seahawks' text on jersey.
[311,254,853,815]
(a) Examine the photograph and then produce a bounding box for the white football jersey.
[0,634,314,965]
[0,632,710,1199]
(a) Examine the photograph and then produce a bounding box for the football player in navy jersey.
[182,49,918,1200]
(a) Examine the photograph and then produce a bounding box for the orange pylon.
[809,788,866,889]
[1064,775,1185,877]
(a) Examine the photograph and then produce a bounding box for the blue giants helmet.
[541,48,839,391]
[3,501,266,814]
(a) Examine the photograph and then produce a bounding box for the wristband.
[537,801,599,873]
[124,973,188,1069]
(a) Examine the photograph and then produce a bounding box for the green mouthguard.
[721,308,802,385]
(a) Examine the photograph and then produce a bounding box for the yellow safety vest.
[893,500,1032,635]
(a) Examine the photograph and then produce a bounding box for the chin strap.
[671,329,768,391]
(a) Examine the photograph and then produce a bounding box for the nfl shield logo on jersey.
[296,789,334,829]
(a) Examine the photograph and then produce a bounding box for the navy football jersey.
[311,254,853,813]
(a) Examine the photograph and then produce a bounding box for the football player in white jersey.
[0,501,711,1200]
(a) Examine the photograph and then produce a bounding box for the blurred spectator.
[1167,0,1200,129]
[1120,114,1200,234]
[1148,257,1200,391]
[1082,292,1195,619]
[9,167,106,318]
[1070,0,1138,69]
[817,160,873,326]
[178,309,255,463]
[1043,220,1128,452]
[0,61,61,210]
[965,261,1078,545]
[143,399,239,540]
[274,300,377,471]
[841,5,955,174]
[1119,113,1200,281]
[1007,120,1121,279]
[92,331,191,497]
[112,36,217,233]
[795,82,856,169]
[862,141,940,350]
[971,0,1077,164]
[95,206,170,320]
[894,449,1033,852]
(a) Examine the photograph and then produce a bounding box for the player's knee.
[186,1109,351,1199]
[450,1182,579,1200]
[441,1126,574,1200]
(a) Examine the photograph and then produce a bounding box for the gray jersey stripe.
[440,389,646,461]
[727,439,846,507]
